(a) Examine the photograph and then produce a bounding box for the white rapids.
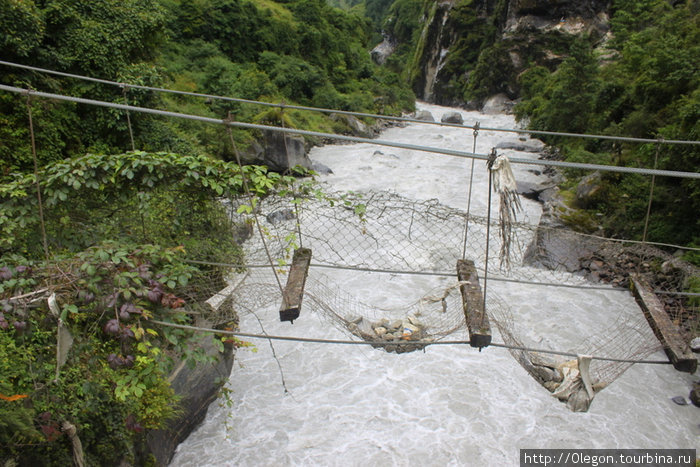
[171,102,699,466]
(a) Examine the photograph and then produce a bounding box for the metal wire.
[2,59,699,146]
[149,319,673,365]
[183,259,692,294]
[1,84,699,180]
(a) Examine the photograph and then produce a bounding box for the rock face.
[371,35,396,65]
[145,328,235,466]
[244,130,311,172]
[504,0,611,35]
[409,1,456,102]
[405,0,611,106]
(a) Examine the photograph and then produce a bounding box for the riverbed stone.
[311,162,333,175]
[690,337,700,353]
[690,382,700,407]
[415,110,435,122]
[482,94,515,114]
[440,111,463,124]
[330,113,375,138]
[495,140,545,152]
[266,209,296,225]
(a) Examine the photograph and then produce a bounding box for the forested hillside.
[515,1,699,248]
[0,0,414,175]
[362,0,698,251]
[0,2,413,464]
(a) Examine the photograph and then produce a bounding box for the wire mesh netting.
[201,186,699,411]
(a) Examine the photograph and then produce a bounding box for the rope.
[61,421,85,467]
[461,121,479,260]
[482,149,497,314]
[1,84,699,179]
[225,117,286,299]
[183,259,636,292]
[278,104,304,248]
[642,141,661,243]
[249,310,292,395]
[121,85,136,152]
[25,91,50,263]
[2,59,699,146]
[491,154,523,269]
[148,319,673,365]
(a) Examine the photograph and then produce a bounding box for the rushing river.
[171,103,698,466]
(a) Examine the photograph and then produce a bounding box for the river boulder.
[482,94,516,114]
[415,110,435,122]
[440,111,464,124]
[146,325,235,465]
[244,130,311,172]
[495,139,545,153]
[329,113,375,138]
[690,382,700,407]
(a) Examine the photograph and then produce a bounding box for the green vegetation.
[0,151,304,464]
[1,1,406,459]
[514,0,699,251]
[0,0,415,174]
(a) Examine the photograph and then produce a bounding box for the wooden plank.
[631,274,697,373]
[457,259,492,348]
[279,248,312,323]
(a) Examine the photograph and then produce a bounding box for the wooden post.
[279,248,312,323]
[631,274,697,373]
[457,259,492,348]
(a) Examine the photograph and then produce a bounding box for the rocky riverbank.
[519,152,700,406]
[144,327,235,466]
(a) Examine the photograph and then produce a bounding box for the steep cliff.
[400,0,611,107]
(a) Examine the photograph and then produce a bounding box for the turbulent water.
[171,103,699,466]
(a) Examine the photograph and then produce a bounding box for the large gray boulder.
[482,94,516,114]
[146,328,235,466]
[440,111,464,124]
[523,191,602,272]
[495,139,545,153]
[245,130,312,172]
[330,113,375,138]
[415,110,435,122]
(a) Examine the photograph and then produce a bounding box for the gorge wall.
[401,0,612,107]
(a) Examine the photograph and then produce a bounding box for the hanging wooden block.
[631,274,697,373]
[456,259,492,348]
[279,248,312,323]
